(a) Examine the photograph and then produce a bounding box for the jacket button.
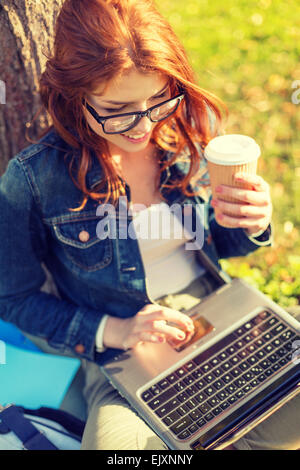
[75,344,85,354]
[78,230,90,242]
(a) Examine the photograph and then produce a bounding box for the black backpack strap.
[20,406,85,439]
[0,405,58,450]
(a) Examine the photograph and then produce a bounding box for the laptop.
[101,249,300,450]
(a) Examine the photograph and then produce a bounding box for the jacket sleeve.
[208,203,272,260]
[0,157,105,363]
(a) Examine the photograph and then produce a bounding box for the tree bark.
[0,0,64,175]
[0,0,64,296]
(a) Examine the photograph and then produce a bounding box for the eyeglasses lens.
[103,97,180,134]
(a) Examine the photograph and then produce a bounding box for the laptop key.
[280,330,296,342]
[213,379,224,390]
[141,390,153,402]
[174,382,185,392]
[263,344,274,354]
[221,401,230,410]
[186,398,198,410]
[197,418,207,428]
[189,408,203,421]
[166,372,179,384]
[204,386,215,396]
[199,403,211,414]
[162,410,181,425]
[204,412,214,421]
[177,404,190,416]
[177,430,191,440]
[222,374,233,384]
[170,416,193,435]
[204,374,215,384]
[213,368,223,378]
[148,386,177,409]
[158,378,170,390]
[228,395,237,404]
[231,368,242,377]
[212,406,223,416]
[186,385,199,397]
[208,397,220,408]
[183,375,195,386]
[217,390,229,401]
[192,369,203,380]
[155,397,181,415]
[185,361,197,372]
[235,390,245,400]
[195,392,206,404]
[176,367,188,378]
[250,366,264,376]
[177,392,189,403]
[188,424,199,434]
[271,324,287,336]
[149,385,161,395]
[226,384,237,394]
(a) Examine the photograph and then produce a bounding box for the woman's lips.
[121,132,150,143]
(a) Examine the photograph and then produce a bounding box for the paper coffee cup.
[204,134,261,227]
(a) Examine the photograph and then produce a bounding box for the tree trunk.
[0,0,64,297]
[0,0,64,176]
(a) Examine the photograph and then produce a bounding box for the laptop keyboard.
[140,310,300,441]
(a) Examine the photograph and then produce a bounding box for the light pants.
[80,275,300,450]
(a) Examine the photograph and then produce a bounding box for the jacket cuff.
[244,223,273,246]
[60,306,105,361]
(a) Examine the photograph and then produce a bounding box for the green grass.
[158,0,300,307]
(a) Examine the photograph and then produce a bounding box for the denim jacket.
[0,129,272,365]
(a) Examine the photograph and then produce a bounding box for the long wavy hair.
[35,0,227,211]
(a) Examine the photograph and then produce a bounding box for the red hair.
[36,0,227,211]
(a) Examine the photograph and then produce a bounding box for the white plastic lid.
[204,134,261,165]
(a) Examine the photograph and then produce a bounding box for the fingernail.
[216,186,222,193]
[211,199,218,207]
[177,332,186,340]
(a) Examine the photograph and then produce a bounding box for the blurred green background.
[158,0,300,308]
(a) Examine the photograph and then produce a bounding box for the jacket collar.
[86,148,173,191]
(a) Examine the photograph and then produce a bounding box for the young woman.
[0,0,299,451]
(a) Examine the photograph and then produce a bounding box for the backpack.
[0,404,85,450]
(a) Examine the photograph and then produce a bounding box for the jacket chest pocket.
[52,217,113,272]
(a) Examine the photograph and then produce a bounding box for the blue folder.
[0,320,80,409]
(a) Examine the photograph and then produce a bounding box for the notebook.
[101,249,300,450]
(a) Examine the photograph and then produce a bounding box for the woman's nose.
[132,115,153,134]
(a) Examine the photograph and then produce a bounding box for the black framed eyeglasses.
[82,93,185,134]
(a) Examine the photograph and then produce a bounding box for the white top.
[131,201,205,300]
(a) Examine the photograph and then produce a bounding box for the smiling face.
[83,68,170,156]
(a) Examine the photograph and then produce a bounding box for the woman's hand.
[211,173,272,236]
[103,304,195,350]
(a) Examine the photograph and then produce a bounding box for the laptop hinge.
[195,249,231,285]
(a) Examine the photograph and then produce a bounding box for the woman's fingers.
[215,173,271,206]
[152,319,187,341]
[212,173,272,234]
[212,199,267,218]
[215,185,269,206]
[140,306,194,331]
[234,173,270,192]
